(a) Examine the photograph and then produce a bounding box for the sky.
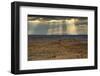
[28,15,88,35]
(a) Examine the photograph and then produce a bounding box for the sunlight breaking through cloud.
[28,15,88,35]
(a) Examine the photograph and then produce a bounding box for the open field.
[28,35,88,61]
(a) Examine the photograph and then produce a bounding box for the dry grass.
[28,38,87,61]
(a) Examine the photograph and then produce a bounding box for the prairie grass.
[28,37,87,61]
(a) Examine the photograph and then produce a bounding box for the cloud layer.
[28,15,88,35]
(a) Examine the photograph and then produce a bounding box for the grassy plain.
[28,36,87,61]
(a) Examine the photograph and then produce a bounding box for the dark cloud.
[28,15,87,21]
